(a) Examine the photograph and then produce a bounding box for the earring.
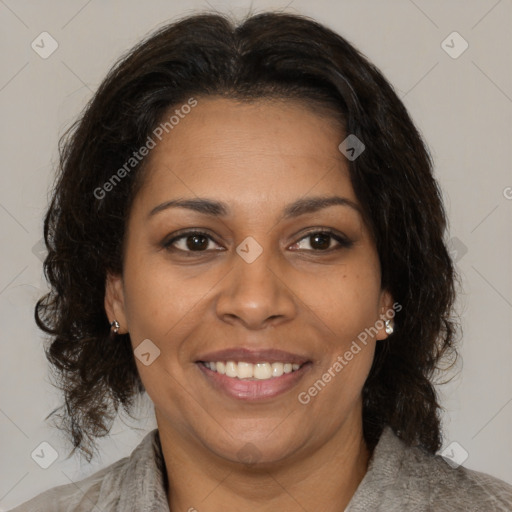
[110,320,120,334]
[385,319,394,335]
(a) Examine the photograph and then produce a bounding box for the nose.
[215,245,297,330]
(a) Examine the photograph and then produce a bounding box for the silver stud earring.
[110,320,120,334]
[385,319,394,335]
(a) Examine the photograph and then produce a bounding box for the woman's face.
[106,97,393,465]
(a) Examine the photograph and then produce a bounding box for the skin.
[105,96,393,512]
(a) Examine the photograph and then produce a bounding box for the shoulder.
[7,458,128,512]
[347,426,512,512]
[7,429,166,512]
[400,433,512,511]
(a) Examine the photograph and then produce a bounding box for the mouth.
[195,348,312,401]
[199,360,304,379]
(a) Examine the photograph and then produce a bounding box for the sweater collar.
[114,428,170,511]
[119,425,405,512]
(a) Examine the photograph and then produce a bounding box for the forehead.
[133,97,357,214]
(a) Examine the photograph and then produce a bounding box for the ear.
[104,271,128,334]
[376,289,395,341]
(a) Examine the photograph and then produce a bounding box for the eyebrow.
[147,195,361,220]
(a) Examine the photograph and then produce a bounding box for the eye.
[163,228,352,255]
[290,229,353,252]
[163,230,223,253]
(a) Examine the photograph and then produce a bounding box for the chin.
[206,433,300,467]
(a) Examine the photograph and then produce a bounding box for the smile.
[200,361,302,380]
[197,360,312,401]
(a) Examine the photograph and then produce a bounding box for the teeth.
[225,361,237,378]
[254,362,272,379]
[272,362,284,377]
[237,362,253,379]
[203,361,303,380]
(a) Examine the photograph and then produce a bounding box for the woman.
[10,10,512,512]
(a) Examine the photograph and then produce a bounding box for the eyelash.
[162,228,353,255]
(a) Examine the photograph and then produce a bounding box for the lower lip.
[197,362,312,401]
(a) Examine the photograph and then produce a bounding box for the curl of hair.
[35,10,459,462]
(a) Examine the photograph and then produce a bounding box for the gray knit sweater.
[8,426,512,511]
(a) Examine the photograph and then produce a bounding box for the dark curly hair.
[36,10,459,462]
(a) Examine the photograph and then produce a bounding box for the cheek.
[303,263,382,342]
[297,336,376,435]
[121,254,209,339]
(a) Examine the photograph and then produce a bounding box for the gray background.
[1,0,511,508]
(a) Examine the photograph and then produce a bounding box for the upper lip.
[196,348,310,365]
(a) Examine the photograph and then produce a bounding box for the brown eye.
[291,230,353,252]
[308,232,332,250]
[184,234,209,251]
[164,231,222,253]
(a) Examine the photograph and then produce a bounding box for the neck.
[157,407,371,512]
